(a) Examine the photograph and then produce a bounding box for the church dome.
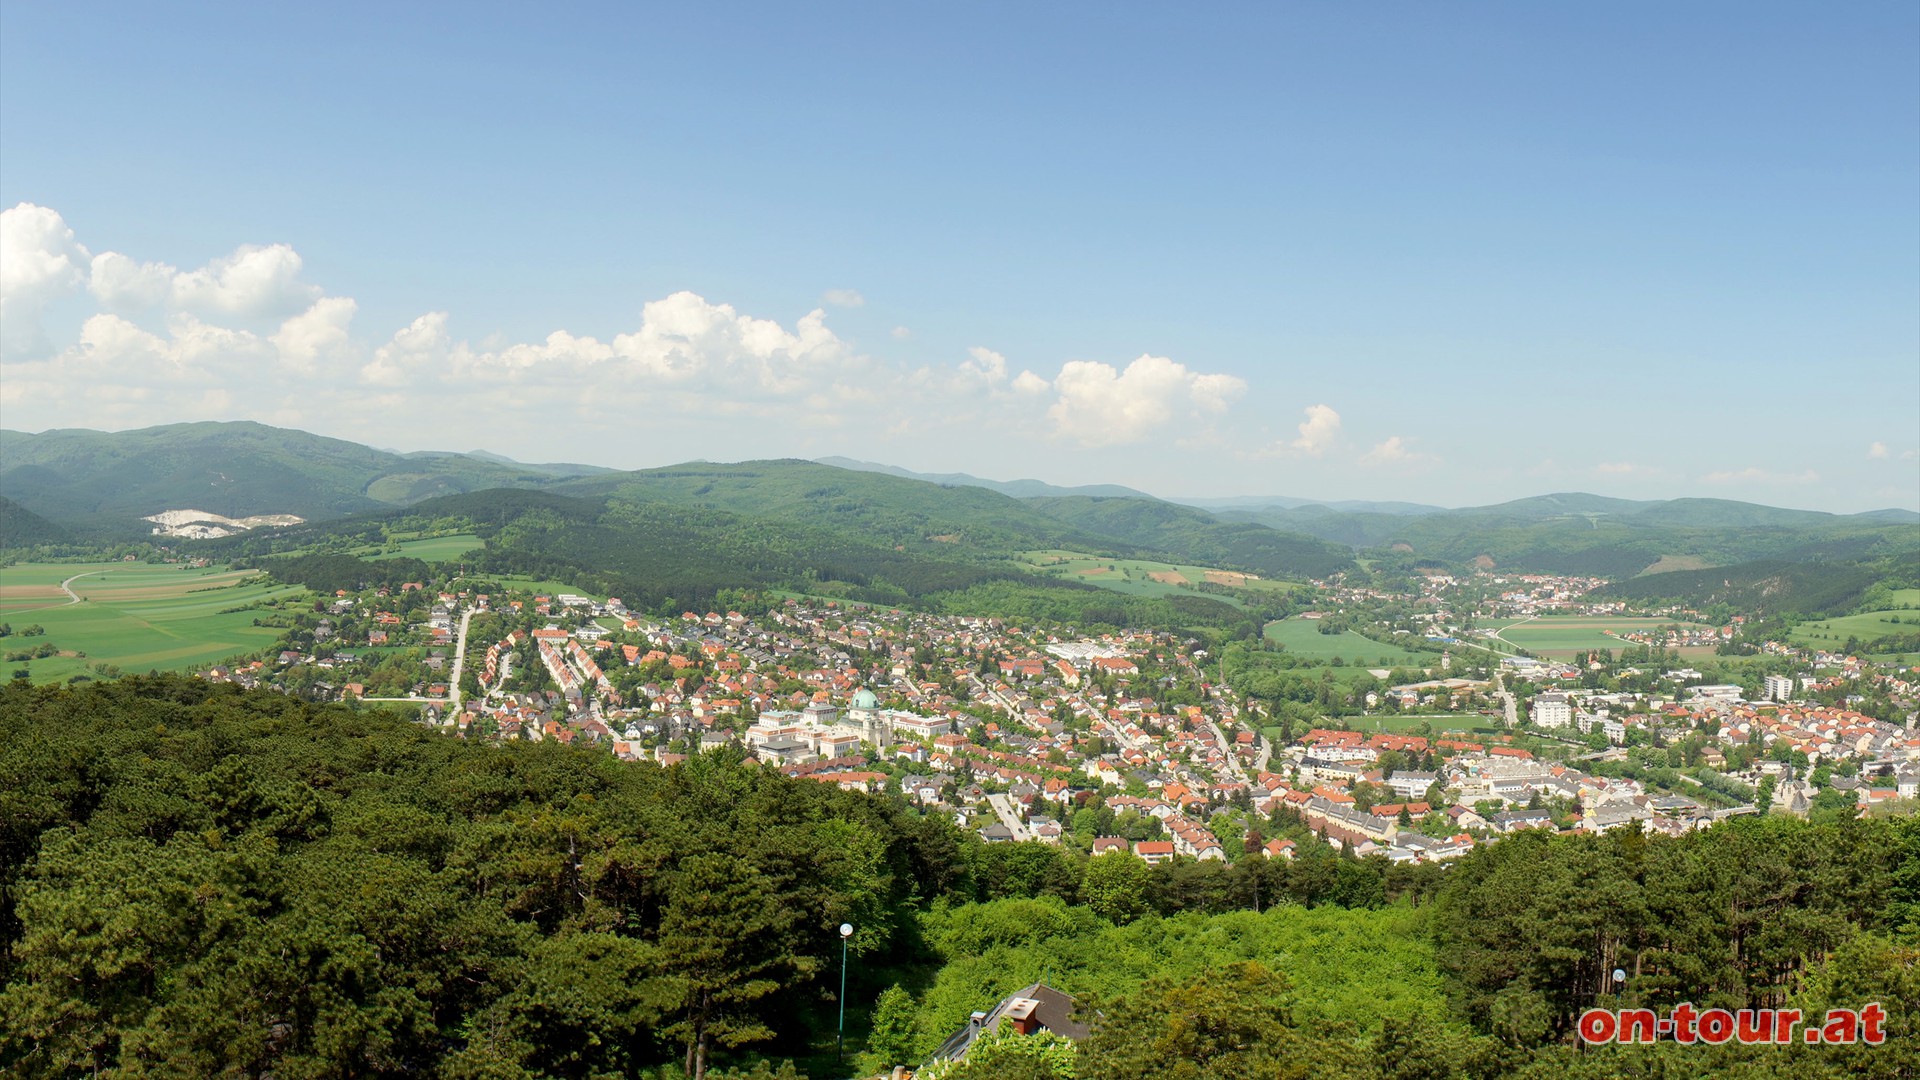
[850,688,880,710]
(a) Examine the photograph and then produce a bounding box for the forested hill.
[0,422,580,536]
[1023,494,1358,581]
[549,460,1124,555]
[546,461,1360,583]
[2,677,1917,1078]
[0,497,68,548]
[218,488,1264,633]
[1591,551,1920,617]
[1222,494,1920,578]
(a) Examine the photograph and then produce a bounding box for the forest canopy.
[1,677,1917,1079]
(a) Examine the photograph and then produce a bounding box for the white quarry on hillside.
[143,509,305,539]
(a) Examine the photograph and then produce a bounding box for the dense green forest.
[10,419,1914,594]
[0,422,585,534]
[3,677,1917,1078]
[217,489,1275,635]
[0,497,69,548]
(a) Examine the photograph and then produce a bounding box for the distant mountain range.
[1172,495,1446,516]
[3,423,1914,597]
[0,422,602,537]
[815,456,1158,500]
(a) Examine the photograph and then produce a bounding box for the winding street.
[57,570,111,604]
[1489,614,1537,652]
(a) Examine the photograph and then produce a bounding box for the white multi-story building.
[1531,692,1572,729]
[1764,675,1795,703]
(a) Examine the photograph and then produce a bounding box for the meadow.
[1261,616,1430,664]
[1486,615,1716,658]
[0,561,305,682]
[1018,550,1293,609]
[1790,589,1920,660]
[357,533,484,562]
[477,575,607,600]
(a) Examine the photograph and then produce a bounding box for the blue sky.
[3,2,1915,511]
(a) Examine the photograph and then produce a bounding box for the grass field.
[1261,617,1431,664]
[1486,615,1716,659]
[1790,591,1920,660]
[359,533,484,562]
[479,576,606,600]
[1019,550,1292,609]
[0,561,306,683]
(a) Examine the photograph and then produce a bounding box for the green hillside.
[0,496,69,548]
[1228,494,1920,577]
[553,460,1121,554]
[550,460,1357,582]
[220,488,1255,632]
[1590,552,1920,617]
[0,422,568,535]
[1022,495,1357,580]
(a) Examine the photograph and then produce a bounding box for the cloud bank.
[0,203,1280,459]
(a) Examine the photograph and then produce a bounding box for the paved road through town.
[986,792,1031,842]
[448,607,475,714]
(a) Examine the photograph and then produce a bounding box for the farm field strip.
[1484,615,1714,656]
[1018,550,1292,608]
[358,534,484,562]
[1261,616,1430,664]
[1790,597,1920,661]
[0,561,308,681]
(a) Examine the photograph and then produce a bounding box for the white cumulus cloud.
[960,346,1008,383]
[1012,370,1050,395]
[1,203,1272,467]
[1,203,91,359]
[170,243,321,320]
[272,297,359,375]
[822,288,865,308]
[1701,466,1820,485]
[88,250,178,312]
[1046,354,1245,448]
[1361,435,1433,467]
[1290,404,1342,457]
[363,312,454,387]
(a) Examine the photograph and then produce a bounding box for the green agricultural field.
[0,561,306,683]
[1486,615,1715,659]
[360,533,483,562]
[1018,550,1292,609]
[1261,617,1431,664]
[1790,592,1920,659]
[477,576,607,601]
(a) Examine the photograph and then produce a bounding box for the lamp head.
[839,923,854,939]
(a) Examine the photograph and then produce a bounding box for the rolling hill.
[6,421,1908,587]
[1221,493,1920,577]
[814,456,1158,500]
[0,496,70,547]
[1590,551,1920,617]
[0,422,575,536]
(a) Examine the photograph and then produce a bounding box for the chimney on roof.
[970,1011,988,1030]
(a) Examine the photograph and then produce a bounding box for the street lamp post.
[838,922,854,1066]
